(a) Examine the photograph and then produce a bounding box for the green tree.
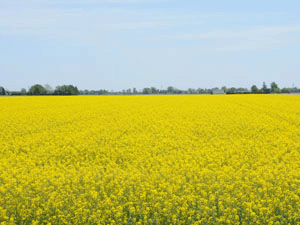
[251,85,259,94]
[0,86,6,95]
[20,88,27,95]
[261,82,269,93]
[270,82,279,93]
[151,87,158,94]
[221,86,227,93]
[83,89,90,95]
[226,87,236,94]
[133,88,138,94]
[28,84,47,95]
[54,85,79,95]
[274,88,281,93]
[167,86,174,94]
[126,88,132,95]
[44,84,54,95]
[281,88,290,93]
[188,88,197,94]
[142,88,152,95]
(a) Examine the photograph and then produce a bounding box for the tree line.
[0,84,79,96]
[77,82,299,95]
[0,82,299,96]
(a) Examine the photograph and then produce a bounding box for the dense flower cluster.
[0,95,300,224]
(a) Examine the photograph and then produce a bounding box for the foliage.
[0,86,5,95]
[261,82,271,94]
[6,82,300,96]
[20,88,27,95]
[221,86,227,93]
[44,84,54,95]
[10,91,22,96]
[1,95,300,224]
[54,85,79,95]
[167,86,175,94]
[151,87,159,94]
[250,85,258,93]
[270,82,279,93]
[142,88,152,94]
[226,87,236,94]
[28,84,47,95]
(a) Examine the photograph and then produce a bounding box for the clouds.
[0,0,300,90]
[172,25,300,40]
[0,4,204,46]
[2,1,298,52]
[169,25,300,51]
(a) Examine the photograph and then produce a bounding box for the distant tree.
[71,85,79,95]
[151,87,159,94]
[188,88,197,94]
[251,85,259,94]
[0,86,6,95]
[197,88,206,94]
[20,88,27,95]
[91,89,110,95]
[142,88,152,95]
[221,86,227,93]
[54,85,79,95]
[159,89,168,94]
[174,88,183,94]
[261,82,269,93]
[226,87,237,94]
[270,82,279,93]
[44,84,54,95]
[281,88,290,93]
[211,87,221,94]
[235,88,250,94]
[167,86,175,94]
[274,88,281,93]
[288,87,298,93]
[83,89,90,95]
[126,88,132,95]
[11,91,22,96]
[133,88,138,94]
[28,84,47,95]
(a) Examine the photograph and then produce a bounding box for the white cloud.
[2,0,299,52]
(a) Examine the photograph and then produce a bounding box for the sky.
[0,0,300,91]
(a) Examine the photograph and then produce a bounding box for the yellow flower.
[0,95,299,224]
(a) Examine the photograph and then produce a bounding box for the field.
[0,95,300,224]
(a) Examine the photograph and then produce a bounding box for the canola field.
[0,95,300,225]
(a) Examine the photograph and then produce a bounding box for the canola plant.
[0,95,300,224]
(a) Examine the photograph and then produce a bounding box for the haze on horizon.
[0,0,300,91]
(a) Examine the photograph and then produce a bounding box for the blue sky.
[1,0,300,91]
